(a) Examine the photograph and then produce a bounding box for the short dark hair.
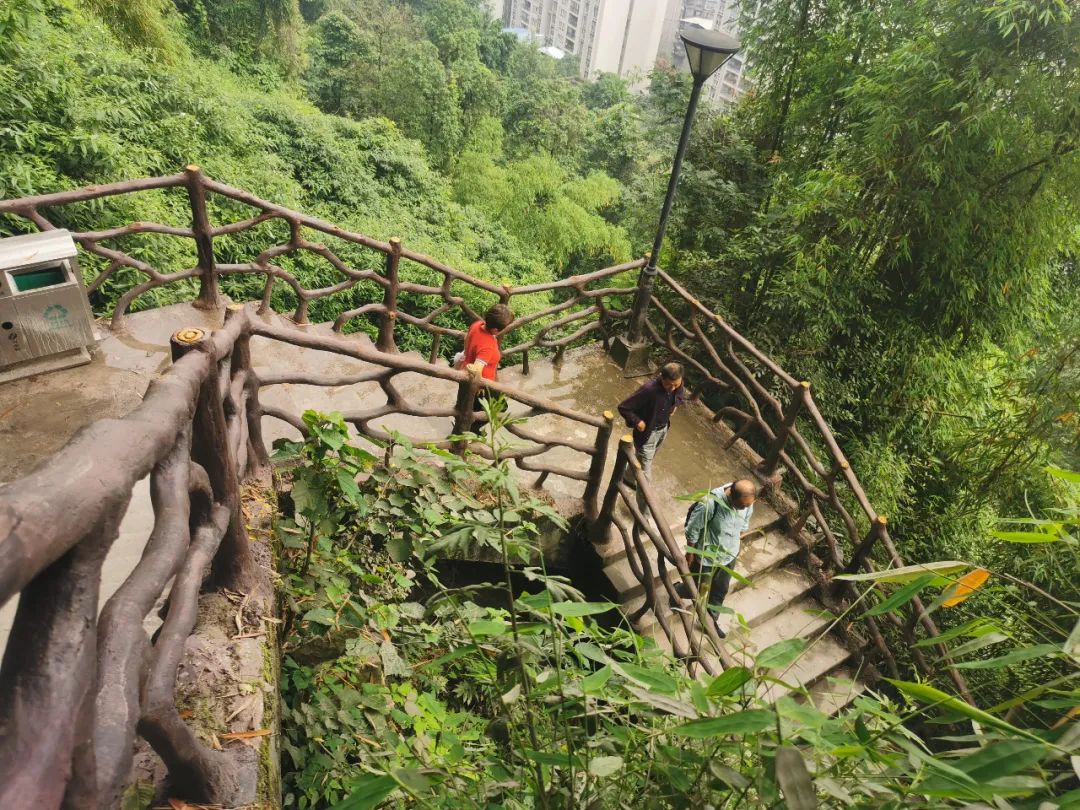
[485,304,514,332]
[660,362,683,382]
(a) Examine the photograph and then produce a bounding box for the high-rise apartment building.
[502,0,677,82]
[663,0,752,104]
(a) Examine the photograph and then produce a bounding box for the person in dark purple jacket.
[617,362,686,484]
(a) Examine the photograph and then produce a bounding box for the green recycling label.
[42,303,71,330]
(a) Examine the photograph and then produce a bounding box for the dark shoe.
[709,614,727,639]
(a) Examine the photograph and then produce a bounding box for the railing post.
[223,305,270,479]
[185,165,222,312]
[833,515,887,596]
[583,410,616,522]
[377,237,401,353]
[760,380,810,476]
[591,435,634,543]
[170,327,256,592]
[450,369,482,455]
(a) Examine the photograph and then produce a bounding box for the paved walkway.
[0,302,865,712]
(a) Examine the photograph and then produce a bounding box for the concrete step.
[604,529,800,608]
[804,667,867,715]
[723,566,816,629]
[725,597,832,659]
[754,633,853,704]
[638,607,724,671]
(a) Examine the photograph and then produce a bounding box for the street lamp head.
[680,28,741,83]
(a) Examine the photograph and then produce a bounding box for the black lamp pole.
[617,29,741,373]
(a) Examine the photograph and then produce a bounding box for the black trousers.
[677,556,732,614]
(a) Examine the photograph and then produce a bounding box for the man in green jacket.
[677,479,757,632]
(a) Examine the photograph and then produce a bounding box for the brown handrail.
[647,268,973,701]
[0,302,620,807]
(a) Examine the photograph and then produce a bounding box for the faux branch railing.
[0,169,969,698]
[0,303,614,808]
[0,166,642,364]
[0,307,265,809]
[247,315,616,520]
[646,269,972,701]
[593,437,735,677]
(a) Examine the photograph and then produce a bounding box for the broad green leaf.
[990,530,1064,544]
[588,755,623,777]
[861,574,936,618]
[336,469,361,501]
[303,607,337,626]
[952,644,1059,670]
[550,601,616,617]
[672,709,775,737]
[707,666,752,697]
[756,639,807,669]
[885,679,1049,744]
[386,535,412,562]
[393,767,432,793]
[331,774,397,810]
[379,639,410,678]
[775,747,817,810]
[469,620,508,637]
[581,665,612,692]
[614,663,678,694]
[835,561,970,586]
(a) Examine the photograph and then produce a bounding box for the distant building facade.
[662,0,753,105]
[501,0,679,82]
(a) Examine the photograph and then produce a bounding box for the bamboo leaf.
[835,561,971,585]
[624,684,698,719]
[706,666,752,697]
[775,747,817,810]
[942,568,991,607]
[989,530,1064,544]
[756,639,807,669]
[550,600,616,617]
[1046,465,1080,484]
[589,755,624,777]
[861,574,936,617]
[952,644,1059,670]
[330,774,397,810]
[614,663,679,694]
[581,665,612,693]
[672,709,775,738]
[885,679,1049,744]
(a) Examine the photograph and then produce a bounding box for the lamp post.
[612,28,741,375]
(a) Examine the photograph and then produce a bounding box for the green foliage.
[278,410,1079,808]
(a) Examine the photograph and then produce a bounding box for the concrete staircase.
[600,515,866,714]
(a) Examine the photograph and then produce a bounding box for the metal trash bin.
[0,230,97,384]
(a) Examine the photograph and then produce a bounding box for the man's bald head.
[731,479,757,509]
